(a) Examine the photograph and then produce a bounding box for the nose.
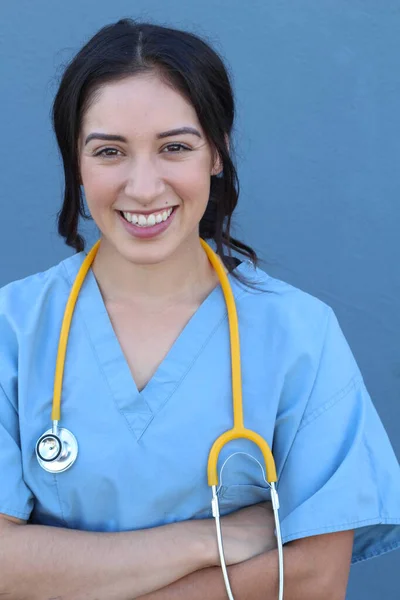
[123,155,165,206]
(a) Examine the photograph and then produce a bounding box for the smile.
[120,207,175,228]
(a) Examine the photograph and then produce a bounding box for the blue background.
[1,1,399,597]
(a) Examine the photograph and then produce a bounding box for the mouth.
[119,206,177,228]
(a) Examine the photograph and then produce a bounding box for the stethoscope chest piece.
[36,428,78,473]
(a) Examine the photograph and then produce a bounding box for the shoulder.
[234,260,332,342]
[0,252,89,408]
[0,252,85,323]
[0,252,86,381]
[0,252,86,394]
[234,261,360,416]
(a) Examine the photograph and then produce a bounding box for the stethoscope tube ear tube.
[202,240,283,599]
[211,483,284,600]
[211,485,235,600]
[271,482,284,600]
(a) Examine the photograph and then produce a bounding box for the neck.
[91,235,218,306]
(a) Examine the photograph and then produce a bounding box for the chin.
[118,237,183,266]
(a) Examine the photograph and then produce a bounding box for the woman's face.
[78,73,221,265]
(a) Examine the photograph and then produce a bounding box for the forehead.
[81,74,200,135]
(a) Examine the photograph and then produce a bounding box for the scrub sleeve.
[0,382,34,520]
[277,308,400,563]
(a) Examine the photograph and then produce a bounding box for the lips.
[120,207,174,227]
[118,206,178,239]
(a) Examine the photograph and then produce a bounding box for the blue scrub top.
[0,247,399,565]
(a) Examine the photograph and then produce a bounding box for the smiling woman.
[77,74,222,264]
[54,20,253,276]
[0,16,399,600]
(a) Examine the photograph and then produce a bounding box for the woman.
[0,18,399,600]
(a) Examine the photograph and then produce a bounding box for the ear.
[211,134,230,176]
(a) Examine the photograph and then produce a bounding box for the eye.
[93,147,122,158]
[162,143,191,153]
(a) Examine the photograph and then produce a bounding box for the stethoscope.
[35,238,284,600]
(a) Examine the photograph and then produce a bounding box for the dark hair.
[52,18,259,276]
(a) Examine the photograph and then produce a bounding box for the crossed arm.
[0,512,353,600]
[138,530,354,600]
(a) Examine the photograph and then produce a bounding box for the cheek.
[170,162,211,208]
[81,161,121,207]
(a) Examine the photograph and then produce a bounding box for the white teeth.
[122,207,174,227]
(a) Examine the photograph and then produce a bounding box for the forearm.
[137,543,327,600]
[136,551,278,600]
[0,520,212,600]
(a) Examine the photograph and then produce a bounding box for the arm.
[137,530,354,600]
[0,513,212,600]
[0,503,275,600]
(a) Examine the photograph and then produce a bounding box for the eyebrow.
[84,127,202,146]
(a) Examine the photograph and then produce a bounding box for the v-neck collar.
[62,252,251,441]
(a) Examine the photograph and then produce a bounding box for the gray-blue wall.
[1,1,399,597]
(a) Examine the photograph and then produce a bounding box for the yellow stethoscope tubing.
[51,237,277,486]
[51,239,101,422]
[199,240,277,486]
